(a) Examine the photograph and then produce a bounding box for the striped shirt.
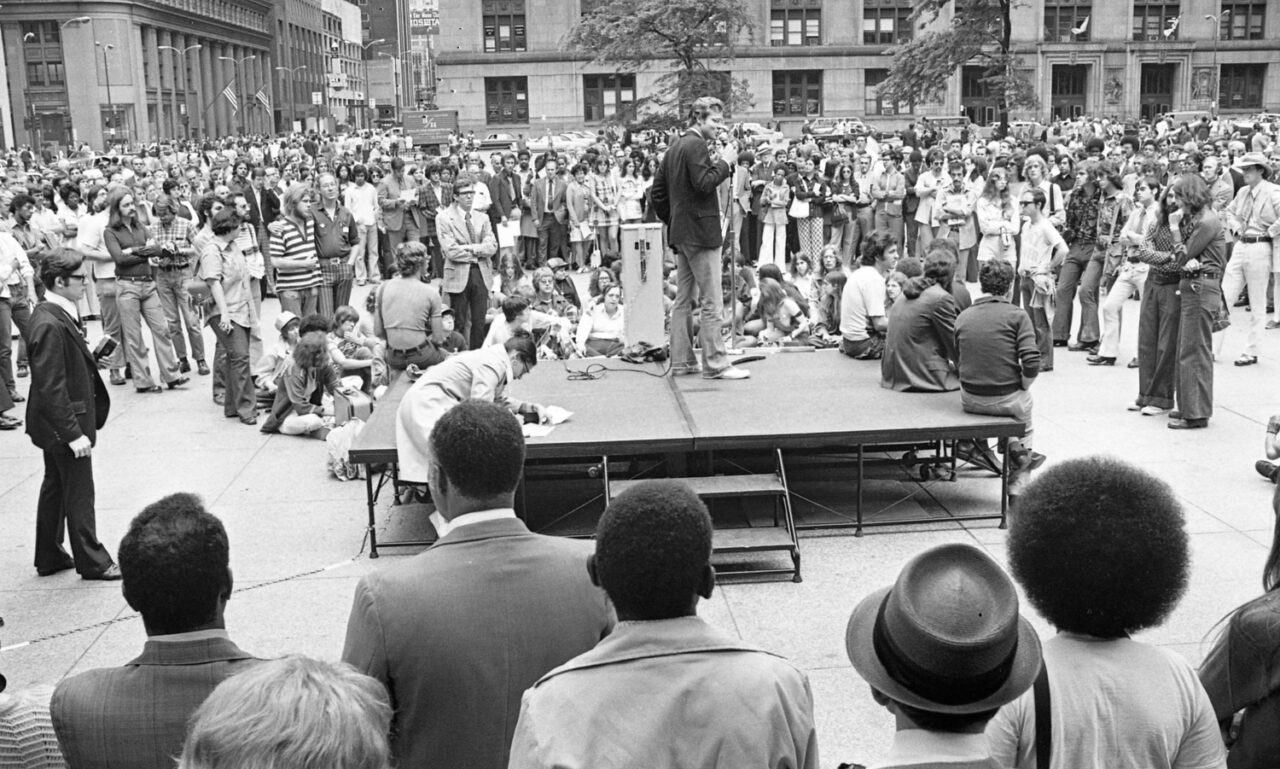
[269,218,321,291]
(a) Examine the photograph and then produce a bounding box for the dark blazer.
[881,284,961,393]
[652,127,732,249]
[342,517,613,769]
[261,188,281,226]
[241,184,278,229]
[418,182,452,239]
[487,169,524,227]
[526,173,568,224]
[51,635,258,769]
[26,301,109,450]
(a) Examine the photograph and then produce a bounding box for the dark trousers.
[36,445,113,575]
[904,215,920,258]
[209,319,256,421]
[536,213,567,267]
[449,264,489,350]
[740,212,761,265]
[1018,279,1054,369]
[1053,243,1102,344]
[1176,276,1220,421]
[1,297,32,400]
[1137,280,1180,410]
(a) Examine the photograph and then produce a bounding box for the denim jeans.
[154,266,205,363]
[94,278,127,369]
[116,279,181,389]
[671,243,730,373]
[1052,243,1102,345]
[278,287,319,319]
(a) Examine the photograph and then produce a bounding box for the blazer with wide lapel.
[341,517,613,769]
[51,635,258,769]
[526,174,569,224]
[25,301,109,450]
[418,182,452,239]
[377,173,418,233]
[651,127,732,249]
[436,203,497,294]
[487,169,524,226]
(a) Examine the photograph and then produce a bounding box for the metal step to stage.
[610,473,785,499]
[713,526,796,552]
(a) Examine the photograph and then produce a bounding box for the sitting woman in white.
[575,285,625,357]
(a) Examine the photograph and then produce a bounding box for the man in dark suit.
[651,96,748,380]
[526,157,568,268]
[418,162,451,281]
[343,401,613,769]
[246,168,281,296]
[25,248,118,580]
[52,493,259,769]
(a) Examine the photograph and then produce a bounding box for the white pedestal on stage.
[619,223,666,348]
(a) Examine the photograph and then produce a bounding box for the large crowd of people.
[3,106,1280,766]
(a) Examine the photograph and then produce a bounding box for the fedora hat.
[845,543,1041,715]
[1234,152,1272,176]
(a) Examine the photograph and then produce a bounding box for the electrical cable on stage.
[563,361,673,380]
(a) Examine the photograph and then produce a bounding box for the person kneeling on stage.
[395,330,546,488]
[954,259,1046,499]
[260,331,337,439]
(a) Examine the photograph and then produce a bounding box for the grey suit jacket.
[436,203,498,294]
[51,635,258,769]
[342,517,613,769]
[377,173,419,233]
[881,283,961,393]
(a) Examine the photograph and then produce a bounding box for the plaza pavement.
[2,284,1276,764]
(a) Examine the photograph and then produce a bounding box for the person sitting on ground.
[845,543,1042,769]
[260,331,337,439]
[52,493,258,769]
[329,305,378,393]
[747,277,810,346]
[881,250,960,392]
[759,262,810,319]
[546,258,582,310]
[528,266,570,319]
[509,480,818,769]
[582,267,615,313]
[986,457,1226,769]
[1255,414,1280,484]
[344,400,612,769]
[955,259,1045,500]
[179,656,391,769]
[437,307,468,354]
[485,292,574,352]
[575,284,625,357]
[374,241,447,373]
[839,234,893,360]
[253,310,301,405]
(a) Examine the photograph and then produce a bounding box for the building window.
[864,68,907,115]
[1220,63,1265,110]
[863,0,913,44]
[772,70,821,117]
[1133,4,1180,41]
[1044,1,1091,41]
[770,7,821,46]
[46,62,65,85]
[482,0,526,52]
[1219,4,1266,39]
[485,76,527,124]
[26,62,43,85]
[583,74,635,122]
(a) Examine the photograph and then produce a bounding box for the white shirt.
[435,507,516,537]
[840,264,887,341]
[46,289,80,322]
[872,730,992,769]
[76,211,114,280]
[344,182,380,227]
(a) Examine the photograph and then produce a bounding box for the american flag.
[222,84,239,112]
[255,85,271,112]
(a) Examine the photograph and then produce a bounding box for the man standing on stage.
[652,96,749,380]
[26,248,119,580]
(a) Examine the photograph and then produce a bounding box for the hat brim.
[845,586,1043,715]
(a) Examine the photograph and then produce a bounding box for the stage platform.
[349,349,1026,579]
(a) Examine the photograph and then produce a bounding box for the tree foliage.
[876,0,1038,131]
[564,0,755,120]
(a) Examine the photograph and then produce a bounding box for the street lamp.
[361,38,386,50]
[276,65,307,132]
[158,44,201,139]
[60,16,91,28]
[219,54,256,135]
[95,41,117,149]
[1205,10,1230,116]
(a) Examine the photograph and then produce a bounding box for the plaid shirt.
[147,217,196,268]
[1062,185,1100,245]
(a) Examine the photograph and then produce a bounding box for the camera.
[93,336,118,361]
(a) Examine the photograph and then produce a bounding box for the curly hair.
[292,331,331,370]
[395,240,428,278]
[118,493,230,635]
[430,400,525,500]
[1008,456,1190,637]
[594,479,712,620]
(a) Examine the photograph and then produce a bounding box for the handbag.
[788,198,810,219]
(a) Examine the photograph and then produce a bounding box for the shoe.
[1127,402,1143,411]
[1235,296,1250,307]
[1019,451,1047,472]
[1052,340,1068,348]
[213,392,225,406]
[356,278,368,286]
[1040,365,1053,372]
[1256,460,1280,483]
[110,370,126,386]
[1086,356,1116,366]
[1268,321,1280,330]
[1169,410,1182,419]
[239,415,258,425]
[956,441,1001,475]
[197,360,210,376]
[37,559,76,577]
[179,358,192,374]
[136,385,163,394]
[82,564,123,581]
[0,414,21,430]
[1168,418,1208,430]
[670,365,702,377]
[1235,355,1259,366]
[166,377,189,390]
[1127,357,1139,369]
[702,365,750,380]
[124,364,132,380]
[9,391,24,402]
[1140,405,1169,416]
[16,364,27,378]
[1069,341,1099,352]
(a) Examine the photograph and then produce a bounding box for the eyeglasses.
[68,272,88,281]
[1019,200,1035,205]
[456,189,475,196]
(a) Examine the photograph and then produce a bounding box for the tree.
[876,0,1038,135]
[564,0,754,122]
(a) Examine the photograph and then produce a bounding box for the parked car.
[477,132,519,151]
[735,122,784,144]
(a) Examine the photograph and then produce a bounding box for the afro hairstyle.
[594,480,713,620]
[1008,456,1189,637]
